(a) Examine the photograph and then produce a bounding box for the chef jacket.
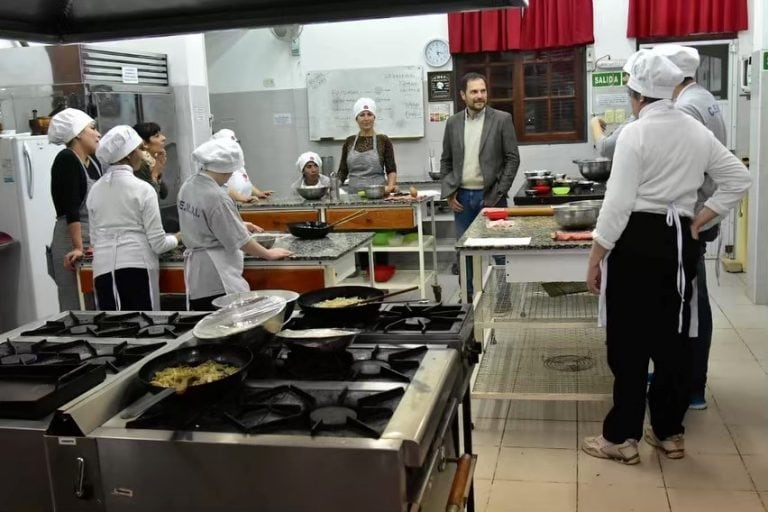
[291,174,331,189]
[87,165,178,277]
[593,100,750,250]
[177,173,251,299]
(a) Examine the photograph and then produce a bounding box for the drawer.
[240,210,319,232]
[243,267,325,293]
[327,207,415,230]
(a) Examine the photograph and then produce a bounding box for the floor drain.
[543,355,595,372]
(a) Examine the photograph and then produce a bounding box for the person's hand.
[449,194,464,213]
[84,246,94,257]
[255,190,273,199]
[598,118,607,130]
[64,248,84,271]
[586,261,602,294]
[153,149,167,167]
[385,185,399,194]
[690,223,700,241]
[174,232,183,243]
[244,222,264,233]
[265,248,293,260]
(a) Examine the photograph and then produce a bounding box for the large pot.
[552,200,602,230]
[573,158,611,182]
[298,285,385,323]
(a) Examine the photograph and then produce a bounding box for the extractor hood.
[0,0,528,43]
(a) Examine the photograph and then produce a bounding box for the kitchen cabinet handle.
[74,457,86,498]
[445,454,477,512]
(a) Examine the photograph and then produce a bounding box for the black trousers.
[602,213,700,443]
[188,293,225,311]
[94,268,152,311]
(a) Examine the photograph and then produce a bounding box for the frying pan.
[275,328,361,352]
[287,209,367,239]
[120,344,253,419]
[298,285,385,322]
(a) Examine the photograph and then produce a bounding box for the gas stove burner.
[348,345,427,383]
[309,406,357,427]
[19,311,207,339]
[376,304,467,333]
[283,347,354,381]
[81,355,119,373]
[1,353,37,365]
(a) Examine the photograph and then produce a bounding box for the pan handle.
[120,388,175,420]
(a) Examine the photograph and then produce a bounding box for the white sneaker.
[645,427,685,459]
[582,435,640,465]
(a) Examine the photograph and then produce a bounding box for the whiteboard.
[306,66,425,141]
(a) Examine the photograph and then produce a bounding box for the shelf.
[432,212,455,222]
[355,235,436,253]
[436,239,457,252]
[339,270,437,291]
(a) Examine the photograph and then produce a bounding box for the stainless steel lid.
[193,295,287,339]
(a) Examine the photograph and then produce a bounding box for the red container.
[485,210,509,221]
[533,185,551,195]
[372,264,396,283]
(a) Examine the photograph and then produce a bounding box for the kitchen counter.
[456,215,593,251]
[238,193,436,210]
[76,233,376,304]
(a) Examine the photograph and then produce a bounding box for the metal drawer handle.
[74,457,86,498]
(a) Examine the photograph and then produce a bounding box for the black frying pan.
[120,344,253,419]
[298,285,385,322]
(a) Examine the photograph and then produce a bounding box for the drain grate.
[543,354,596,372]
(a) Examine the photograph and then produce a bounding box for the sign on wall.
[763,51,768,71]
[428,72,452,102]
[592,72,623,88]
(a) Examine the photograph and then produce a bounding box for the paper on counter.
[464,237,531,247]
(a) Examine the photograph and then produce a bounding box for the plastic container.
[552,187,571,195]
[372,232,392,246]
[372,264,396,282]
[485,210,508,221]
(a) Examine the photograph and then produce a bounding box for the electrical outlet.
[586,47,595,63]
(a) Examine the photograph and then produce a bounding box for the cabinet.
[240,210,318,232]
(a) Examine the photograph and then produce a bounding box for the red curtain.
[627,0,748,38]
[448,0,595,53]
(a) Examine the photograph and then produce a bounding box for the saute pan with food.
[120,344,253,419]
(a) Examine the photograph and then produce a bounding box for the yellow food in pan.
[150,361,238,388]
[313,296,365,308]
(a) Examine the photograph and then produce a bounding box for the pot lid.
[193,295,286,339]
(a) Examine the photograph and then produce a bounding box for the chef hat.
[622,49,652,74]
[353,98,376,119]
[192,138,244,174]
[653,44,700,78]
[48,108,94,145]
[296,151,322,173]
[626,52,684,100]
[95,125,143,165]
[212,128,237,141]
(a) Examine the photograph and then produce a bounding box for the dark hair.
[460,72,487,92]
[133,122,162,142]
[628,88,661,104]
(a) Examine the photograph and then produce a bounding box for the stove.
[0,311,197,512]
[18,311,208,339]
[284,302,476,350]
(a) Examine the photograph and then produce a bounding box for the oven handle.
[410,397,459,510]
[445,454,477,512]
[74,457,86,498]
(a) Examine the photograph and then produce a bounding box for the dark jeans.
[690,244,713,399]
[455,188,507,298]
[94,268,152,311]
[602,213,699,443]
[189,293,225,311]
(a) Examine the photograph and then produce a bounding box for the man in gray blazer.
[440,72,520,300]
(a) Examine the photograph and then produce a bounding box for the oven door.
[44,435,106,512]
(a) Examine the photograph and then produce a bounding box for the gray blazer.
[439,107,520,205]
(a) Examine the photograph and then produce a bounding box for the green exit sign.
[763,51,768,71]
[593,72,623,87]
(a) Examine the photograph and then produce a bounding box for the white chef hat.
[653,44,700,78]
[622,49,652,74]
[212,128,238,141]
[48,108,94,145]
[192,138,244,174]
[95,125,143,165]
[353,98,376,119]
[626,52,684,100]
[296,151,322,173]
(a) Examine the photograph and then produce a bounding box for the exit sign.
[764,51,768,71]
[593,72,623,87]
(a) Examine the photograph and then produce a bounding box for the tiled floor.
[470,263,768,512]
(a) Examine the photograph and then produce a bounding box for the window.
[453,47,586,143]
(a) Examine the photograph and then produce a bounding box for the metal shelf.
[355,235,436,253]
[339,270,436,291]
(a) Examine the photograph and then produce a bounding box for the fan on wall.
[270,24,303,56]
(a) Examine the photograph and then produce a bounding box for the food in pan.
[150,361,238,389]
[313,296,365,308]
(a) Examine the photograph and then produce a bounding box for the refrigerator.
[0,134,63,330]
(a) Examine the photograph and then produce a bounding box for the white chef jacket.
[291,174,331,189]
[593,100,750,250]
[87,165,178,277]
[177,173,251,300]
